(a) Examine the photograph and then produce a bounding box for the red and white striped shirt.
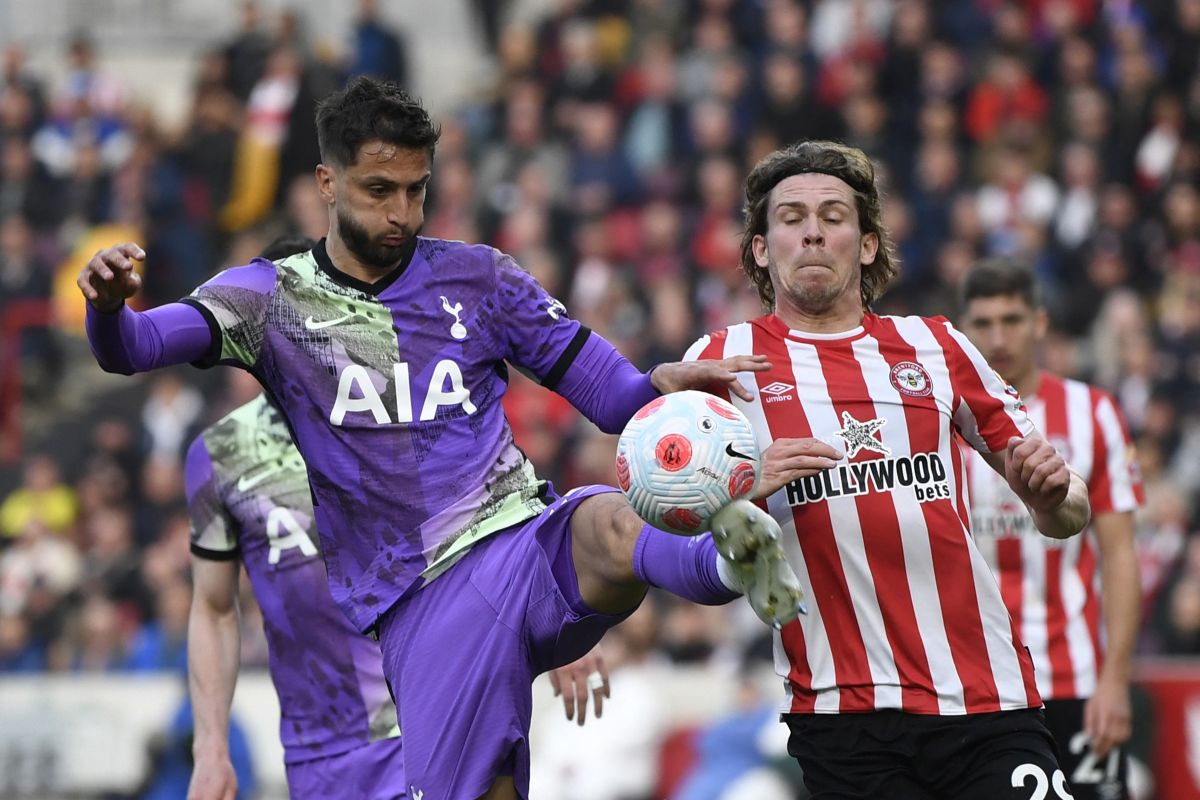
[964,371,1143,701]
[686,313,1041,716]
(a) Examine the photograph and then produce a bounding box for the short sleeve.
[184,436,240,560]
[1089,391,1145,515]
[495,250,587,389]
[936,319,1035,454]
[682,335,712,362]
[182,259,276,369]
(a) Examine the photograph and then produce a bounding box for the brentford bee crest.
[890,361,933,398]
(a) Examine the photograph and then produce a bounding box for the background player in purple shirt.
[186,388,612,800]
[185,393,402,800]
[78,77,810,799]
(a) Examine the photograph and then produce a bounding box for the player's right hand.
[77,243,145,313]
[548,648,610,726]
[187,753,237,800]
[754,437,843,500]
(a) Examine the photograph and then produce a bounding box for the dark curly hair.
[316,76,441,167]
[739,140,899,310]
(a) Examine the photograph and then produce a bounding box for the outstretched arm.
[187,556,242,800]
[79,244,214,373]
[551,331,769,434]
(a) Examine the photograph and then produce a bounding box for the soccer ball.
[616,390,761,535]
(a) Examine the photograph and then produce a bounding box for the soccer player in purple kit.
[185,391,403,800]
[79,77,806,799]
[185,237,610,800]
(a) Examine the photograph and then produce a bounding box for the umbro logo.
[760,381,794,403]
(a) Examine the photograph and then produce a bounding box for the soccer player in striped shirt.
[960,258,1143,800]
[686,140,1092,799]
[77,77,802,800]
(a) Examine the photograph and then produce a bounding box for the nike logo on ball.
[725,443,752,460]
[304,312,353,330]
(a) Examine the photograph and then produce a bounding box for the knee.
[573,494,645,582]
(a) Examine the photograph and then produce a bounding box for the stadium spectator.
[349,0,408,86]
[54,592,128,672]
[0,454,77,540]
[965,48,1049,144]
[222,1,273,102]
[218,45,303,232]
[1,45,46,134]
[0,611,43,671]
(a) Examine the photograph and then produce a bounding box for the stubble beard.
[337,206,415,271]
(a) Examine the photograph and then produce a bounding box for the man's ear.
[1034,307,1049,340]
[752,234,769,268]
[860,231,879,266]
[316,164,336,205]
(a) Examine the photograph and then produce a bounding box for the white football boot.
[710,499,808,630]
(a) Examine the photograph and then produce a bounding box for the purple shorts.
[284,736,405,799]
[376,485,630,799]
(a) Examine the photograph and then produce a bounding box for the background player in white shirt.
[686,140,1091,799]
[960,257,1143,800]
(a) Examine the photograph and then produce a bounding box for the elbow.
[597,419,625,436]
[91,350,137,376]
[105,362,138,376]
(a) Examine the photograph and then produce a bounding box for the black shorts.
[1043,698,1128,800]
[784,708,1069,800]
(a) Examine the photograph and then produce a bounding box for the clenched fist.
[77,243,145,312]
[1004,435,1071,513]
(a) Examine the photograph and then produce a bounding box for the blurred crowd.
[1,0,1200,795]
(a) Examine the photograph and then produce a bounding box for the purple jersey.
[183,239,585,632]
[185,396,399,763]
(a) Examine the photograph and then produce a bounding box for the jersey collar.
[763,313,871,343]
[313,237,418,296]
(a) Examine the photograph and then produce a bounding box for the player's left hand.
[548,648,610,726]
[650,355,771,402]
[1084,675,1132,758]
[1004,435,1070,513]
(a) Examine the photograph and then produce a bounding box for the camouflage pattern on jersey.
[187,396,399,762]
[188,239,580,632]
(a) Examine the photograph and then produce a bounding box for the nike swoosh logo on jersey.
[304,312,353,330]
[237,468,281,492]
[725,443,752,460]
